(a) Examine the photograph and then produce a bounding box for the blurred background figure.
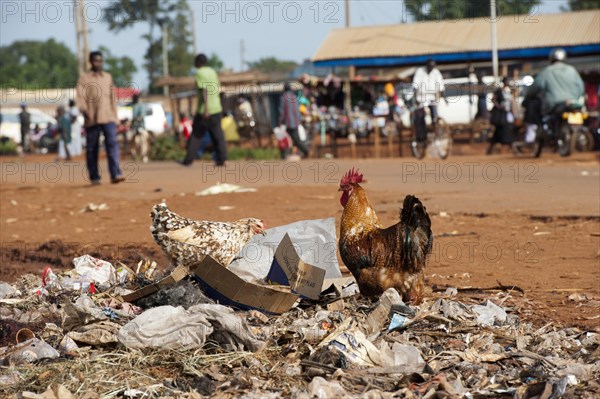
[585,79,600,149]
[474,73,489,121]
[68,99,83,157]
[19,103,31,154]
[413,59,447,125]
[279,82,310,158]
[180,53,227,166]
[76,50,125,184]
[131,95,150,163]
[487,77,515,154]
[56,105,72,161]
[179,113,192,143]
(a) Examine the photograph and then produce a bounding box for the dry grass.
[1,347,262,397]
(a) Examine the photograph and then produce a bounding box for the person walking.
[56,105,72,161]
[18,103,31,153]
[487,77,515,154]
[68,99,83,157]
[279,82,310,158]
[76,50,125,184]
[179,53,227,166]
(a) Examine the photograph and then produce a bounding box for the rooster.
[150,203,266,269]
[338,168,433,304]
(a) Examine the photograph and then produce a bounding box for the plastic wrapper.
[73,255,116,289]
[0,338,60,365]
[308,377,348,399]
[472,300,508,326]
[0,282,16,299]
[118,305,213,350]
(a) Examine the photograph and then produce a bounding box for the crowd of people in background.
[17,101,83,159]
[9,47,599,178]
[159,48,598,160]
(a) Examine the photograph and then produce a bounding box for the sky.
[1,0,568,90]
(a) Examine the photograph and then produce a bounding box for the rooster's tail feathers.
[400,195,433,270]
[400,196,430,231]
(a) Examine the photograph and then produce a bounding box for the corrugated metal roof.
[313,10,600,62]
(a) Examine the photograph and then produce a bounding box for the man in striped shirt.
[279,83,310,158]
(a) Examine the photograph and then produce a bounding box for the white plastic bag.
[73,255,116,289]
[273,124,288,140]
[228,218,342,283]
[298,124,307,141]
[525,124,537,143]
[118,306,213,349]
[506,111,515,124]
[118,304,263,351]
[472,300,507,326]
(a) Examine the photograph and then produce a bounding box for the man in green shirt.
[180,53,227,166]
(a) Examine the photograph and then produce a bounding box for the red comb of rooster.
[341,167,364,185]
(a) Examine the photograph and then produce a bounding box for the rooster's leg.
[402,271,425,305]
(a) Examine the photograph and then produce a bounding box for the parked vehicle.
[0,107,57,144]
[117,102,167,136]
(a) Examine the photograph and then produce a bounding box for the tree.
[246,57,298,74]
[0,39,77,89]
[98,46,138,87]
[103,0,175,91]
[404,0,541,21]
[562,0,600,11]
[103,0,200,92]
[167,0,194,77]
[207,53,225,72]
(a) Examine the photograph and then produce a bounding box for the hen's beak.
[338,187,343,192]
[259,220,267,236]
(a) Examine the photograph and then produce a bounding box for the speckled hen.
[150,203,266,270]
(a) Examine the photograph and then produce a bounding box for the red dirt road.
[1,152,599,329]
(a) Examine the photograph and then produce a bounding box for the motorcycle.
[407,99,452,160]
[513,102,593,157]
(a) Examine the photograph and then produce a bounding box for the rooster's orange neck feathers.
[340,185,381,237]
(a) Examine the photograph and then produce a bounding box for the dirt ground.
[1,150,599,330]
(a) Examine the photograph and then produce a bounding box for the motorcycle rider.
[130,94,150,163]
[526,48,585,134]
[412,59,448,143]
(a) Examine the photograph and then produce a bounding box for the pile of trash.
[1,250,598,399]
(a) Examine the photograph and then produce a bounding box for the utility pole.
[345,0,350,27]
[490,0,499,83]
[81,0,89,72]
[162,23,169,97]
[190,5,198,55]
[345,0,353,113]
[75,1,82,75]
[75,0,89,76]
[240,40,245,72]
